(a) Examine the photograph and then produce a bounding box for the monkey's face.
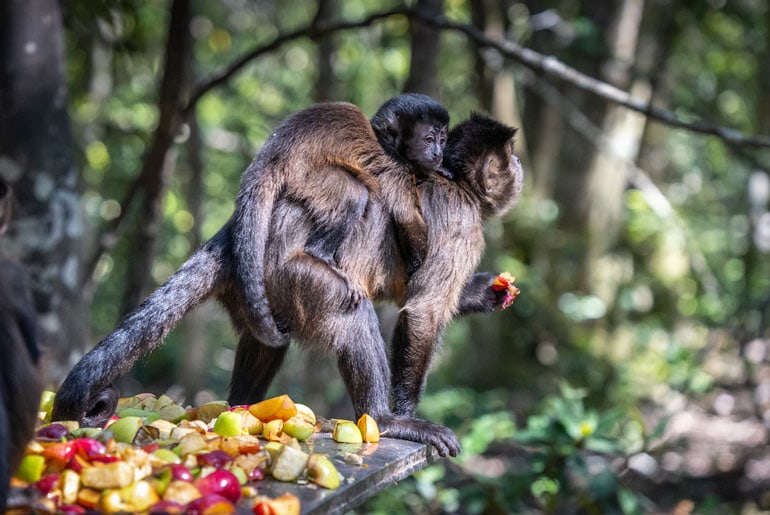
[404,122,448,176]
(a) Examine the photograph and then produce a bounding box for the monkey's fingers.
[435,166,455,181]
[377,416,462,457]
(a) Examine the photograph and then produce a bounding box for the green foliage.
[362,383,652,514]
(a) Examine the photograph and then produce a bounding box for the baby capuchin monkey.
[371,92,451,181]
[0,181,42,512]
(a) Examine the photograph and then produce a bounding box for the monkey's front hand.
[335,270,366,312]
[377,415,461,457]
[52,383,119,428]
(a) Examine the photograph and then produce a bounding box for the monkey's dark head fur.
[371,93,450,167]
[444,112,523,219]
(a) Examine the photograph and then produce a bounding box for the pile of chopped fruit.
[11,392,380,514]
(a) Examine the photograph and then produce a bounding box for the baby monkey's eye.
[425,136,436,144]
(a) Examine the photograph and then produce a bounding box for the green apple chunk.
[282,415,315,441]
[213,411,242,437]
[15,455,46,483]
[108,416,144,444]
[333,420,363,444]
[306,454,340,489]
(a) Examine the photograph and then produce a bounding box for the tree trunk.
[121,0,191,314]
[0,0,84,387]
[403,0,443,96]
[312,0,339,102]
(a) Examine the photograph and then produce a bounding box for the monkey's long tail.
[52,225,231,424]
[230,161,289,348]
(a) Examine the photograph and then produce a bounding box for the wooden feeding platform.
[247,434,438,514]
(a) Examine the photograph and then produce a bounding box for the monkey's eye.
[425,135,435,144]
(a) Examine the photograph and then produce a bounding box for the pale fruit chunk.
[176,431,208,456]
[60,469,81,504]
[306,454,340,489]
[333,420,363,444]
[356,414,380,443]
[262,419,284,442]
[80,461,135,489]
[270,444,309,482]
[249,395,297,422]
[231,407,263,435]
[294,403,316,425]
[282,415,315,441]
[162,480,201,505]
[99,480,160,513]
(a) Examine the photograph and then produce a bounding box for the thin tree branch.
[412,10,770,148]
[181,6,410,118]
[84,0,191,292]
[182,7,770,149]
[523,68,721,296]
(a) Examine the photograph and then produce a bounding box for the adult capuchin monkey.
[51,96,450,425]
[230,113,523,456]
[0,181,42,512]
[52,106,521,457]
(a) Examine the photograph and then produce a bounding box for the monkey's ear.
[373,111,402,150]
[476,157,491,195]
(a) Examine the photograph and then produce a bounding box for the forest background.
[2,0,770,512]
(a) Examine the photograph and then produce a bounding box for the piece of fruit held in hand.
[491,272,520,309]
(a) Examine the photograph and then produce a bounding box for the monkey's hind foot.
[377,415,461,457]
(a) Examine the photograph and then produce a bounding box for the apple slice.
[270,445,308,482]
[294,404,316,425]
[306,454,340,489]
[108,416,143,444]
[248,395,297,422]
[15,454,46,483]
[356,414,380,443]
[282,416,315,441]
[262,419,284,442]
[213,411,243,437]
[333,421,363,444]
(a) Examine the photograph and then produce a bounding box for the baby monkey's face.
[404,121,448,177]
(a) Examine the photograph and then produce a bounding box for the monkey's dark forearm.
[456,272,500,315]
[394,215,429,277]
[390,309,439,418]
